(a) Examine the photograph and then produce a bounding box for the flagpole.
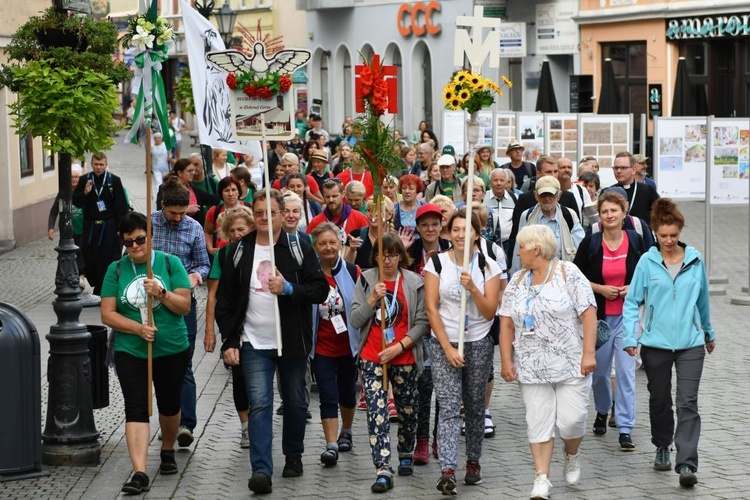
[145,125,154,417]
[259,114,283,356]
[376,193,388,390]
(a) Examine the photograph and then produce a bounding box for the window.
[42,136,55,172]
[602,42,647,139]
[19,132,33,178]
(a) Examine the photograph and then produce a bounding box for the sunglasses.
[123,235,147,248]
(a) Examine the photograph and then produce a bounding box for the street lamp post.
[214,0,238,48]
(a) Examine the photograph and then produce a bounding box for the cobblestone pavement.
[0,139,748,499]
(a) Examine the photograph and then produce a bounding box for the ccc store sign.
[397,1,442,37]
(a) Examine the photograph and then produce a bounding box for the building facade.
[0,2,61,248]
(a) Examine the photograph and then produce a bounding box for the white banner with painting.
[708,118,750,205]
[653,116,706,200]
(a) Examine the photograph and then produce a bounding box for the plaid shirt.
[151,211,210,280]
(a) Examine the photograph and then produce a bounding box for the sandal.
[337,432,353,452]
[320,447,339,467]
[398,455,414,476]
[370,473,394,493]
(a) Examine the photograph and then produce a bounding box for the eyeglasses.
[612,166,632,171]
[380,254,400,262]
[186,170,196,174]
[253,210,281,219]
[123,235,147,248]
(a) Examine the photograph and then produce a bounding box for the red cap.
[416,203,443,222]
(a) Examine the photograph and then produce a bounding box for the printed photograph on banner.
[714,147,739,166]
[231,90,295,140]
[714,126,738,146]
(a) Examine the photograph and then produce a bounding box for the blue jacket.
[623,243,714,351]
[311,257,360,358]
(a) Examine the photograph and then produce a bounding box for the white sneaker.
[484,415,496,438]
[530,473,552,500]
[240,423,250,449]
[564,452,581,484]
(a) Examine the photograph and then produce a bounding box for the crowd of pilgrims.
[78,120,713,498]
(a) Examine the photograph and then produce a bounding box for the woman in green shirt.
[100,211,192,494]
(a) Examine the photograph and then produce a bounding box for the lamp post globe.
[215,0,237,48]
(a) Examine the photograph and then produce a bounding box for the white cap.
[437,154,456,167]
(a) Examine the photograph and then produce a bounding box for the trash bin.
[0,302,42,477]
[87,325,109,410]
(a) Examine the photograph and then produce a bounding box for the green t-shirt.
[241,188,254,205]
[458,171,490,191]
[209,249,223,280]
[72,206,84,236]
[101,251,191,359]
[441,181,456,198]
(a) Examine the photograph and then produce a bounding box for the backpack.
[526,205,576,231]
[221,231,305,272]
[585,229,646,263]
[116,252,172,280]
[591,215,644,240]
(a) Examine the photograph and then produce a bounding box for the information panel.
[441,109,494,157]
[709,118,750,205]
[578,114,632,187]
[653,116,706,200]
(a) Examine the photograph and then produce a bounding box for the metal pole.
[41,152,101,466]
[705,116,726,296]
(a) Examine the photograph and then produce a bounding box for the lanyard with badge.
[93,172,109,212]
[453,252,476,333]
[522,260,554,335]
[132,251,156,324]
[383,272,401,343]
[327,285,348,334]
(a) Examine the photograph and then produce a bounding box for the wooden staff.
[457,110,479,357]
[259,114,283,356]
[375,190,389,390]
[144,126,154,416]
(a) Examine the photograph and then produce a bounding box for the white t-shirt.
[171,117,186,143]
[484,190,515,242]
[151,143,169,173]
[242,244,278,349]
[499,261,596,384]
[423,251,501,343]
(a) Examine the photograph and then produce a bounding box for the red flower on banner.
[226,73,237,90]
[279,75,292,93]
[355,55,397,116]
[243,85,257,98]
[256,86,273,99]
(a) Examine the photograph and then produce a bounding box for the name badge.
[97,200,107,212]
[384,326,396,344]
[331,314,347,334]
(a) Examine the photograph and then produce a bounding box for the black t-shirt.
[500,161,536,190]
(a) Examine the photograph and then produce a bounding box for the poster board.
[708,118,750,205]
[517,112,544,163]
[441,109,494,157]
[545,113,578,165]
[232,90,295,140]
[653,116,706,200]
[494,112,516,161]
[578,114,632,187]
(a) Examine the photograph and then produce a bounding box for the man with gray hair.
[484,168,517,256]
[410,142,434,178]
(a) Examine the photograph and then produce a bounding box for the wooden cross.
[355,54,399,114]
[454,5,502,72]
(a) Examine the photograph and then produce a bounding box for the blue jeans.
[592,315,636,433]
[180,296,197,431]
[241,343,308,476]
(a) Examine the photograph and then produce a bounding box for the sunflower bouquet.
[443,70,512,115]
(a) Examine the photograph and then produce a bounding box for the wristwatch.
[159,287,167,297]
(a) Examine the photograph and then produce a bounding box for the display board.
[517,112,544,163]
[442,109,494,157]
[708,118,750,205]
[578,114,632,187]
[545,113,578,163]
[653,116,706,200]
[494,112,516,161]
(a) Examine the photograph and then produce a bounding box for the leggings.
[115,348,189,422]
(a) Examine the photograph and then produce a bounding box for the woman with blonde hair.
[212,148,235,179]
[500,224,597,499]
[429,195,456,240]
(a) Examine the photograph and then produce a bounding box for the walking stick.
[259,114,283,357]
[144,126,154,416]
[375,192,388,390]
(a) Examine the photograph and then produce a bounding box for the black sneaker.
[593,412,607,436]
[464,460,482,485]
[176,426,194,447]
[654,446,672,471]
[282,454,303,477]
[677,465,697,487]
[619,433,635,451]
[436,469,458,495]
[122,472,150,495]
[247,472,273,494]
[159,449,178,475]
